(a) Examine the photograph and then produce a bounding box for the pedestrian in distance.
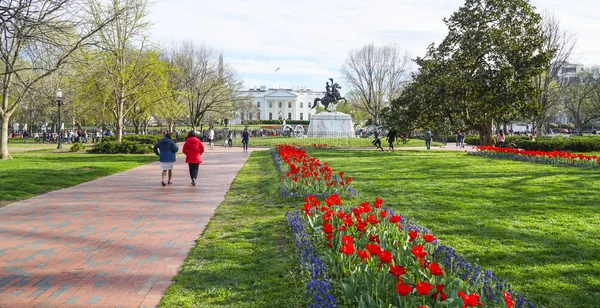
[425,129,433,150]
[242,128,250,152]
[459,131,466,148]
[182,131,205,186]
[456,131,461,148]
[227,131,234,147]
[208,127,215,150]
[497,130,505,148]
[372,132,384,152]
[153,132,179,186]
[387,128,397,152]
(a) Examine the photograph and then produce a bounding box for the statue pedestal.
[307,112,355,138]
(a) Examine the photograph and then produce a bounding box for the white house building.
[238,86,325,122]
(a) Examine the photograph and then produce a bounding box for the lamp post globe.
[56,88,63,149]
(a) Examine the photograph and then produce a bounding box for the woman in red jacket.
[182,131,205,186]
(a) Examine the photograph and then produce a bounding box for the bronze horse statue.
[311,82,347,111]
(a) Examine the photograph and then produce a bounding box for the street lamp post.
[56,89,63,149]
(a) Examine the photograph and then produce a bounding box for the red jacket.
[182,136,204,164]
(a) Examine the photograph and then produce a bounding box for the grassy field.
[159,151,307,308]
[227,136,440,148]
[0,150,156,208]
[308,149,599,308]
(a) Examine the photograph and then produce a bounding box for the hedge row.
[101,134,166,145]
[464,135,531,147]
[519,137,600,152]
[466,135,600,152]
[90,140,153,154]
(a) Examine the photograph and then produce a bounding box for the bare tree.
[83,0,169,142]
[563,67,600,135]
[169,43,242,130]
[341,43,411,124]
[0,0,119,159]
[533,12,577,135]
[158,49,192,132]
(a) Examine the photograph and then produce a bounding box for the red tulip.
[396,283,413,296]
[378,250,393,263]
[429,263,444,276]
[415,281,434,296]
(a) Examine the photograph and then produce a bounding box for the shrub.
[464,135,480,145]
[90,140,152,154]
[520,136,600,152]
[99,134,166,145]
[465,135,531,148]
[70,143,86,152]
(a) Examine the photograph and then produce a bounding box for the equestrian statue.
[311,78,347,112]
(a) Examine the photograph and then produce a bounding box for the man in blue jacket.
[154,133,179,186]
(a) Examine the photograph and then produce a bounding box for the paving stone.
[0,147,252,307]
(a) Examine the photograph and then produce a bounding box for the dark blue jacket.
[154,137,179,162]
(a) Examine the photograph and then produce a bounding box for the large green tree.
[390,0,553,144]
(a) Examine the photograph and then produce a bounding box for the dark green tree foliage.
[388,0,553,144]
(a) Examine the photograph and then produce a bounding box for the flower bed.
[286,211,338,308]
[273,145,359,198]
[473,145,600,168]
[294,194,533,308]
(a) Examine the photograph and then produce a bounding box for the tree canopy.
[388,0,554,144]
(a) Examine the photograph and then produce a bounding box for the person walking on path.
[242,128,250,152]
[208,127,215,150]
[459,131,466,148]
[372,132,384,151]
[386,128,397,152]
[154,133,179,186]
[182,131,205,186]
[425,129,433,150]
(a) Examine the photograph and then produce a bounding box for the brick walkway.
[0,147,254,307]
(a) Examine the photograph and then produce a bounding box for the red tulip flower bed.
[474,146,600,168]
[298,193,529,308]
[273,145,358,198]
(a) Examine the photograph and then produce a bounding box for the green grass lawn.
[0,150,156,207]
[159,151,307,308]
[228,136,439,148]
[307,149,600,308]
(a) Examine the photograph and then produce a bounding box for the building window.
[269,102,272,108]
[279,102,282,108]
[288,113,291,120]
[257,101,260,108]
[308,113,311,120]
[269,112,272,120]
[288,102,292,108]
[300,102,304,108]
[300,113,303,120]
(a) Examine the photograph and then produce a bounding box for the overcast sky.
[148,0,600,92]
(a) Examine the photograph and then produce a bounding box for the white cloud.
[148,0,600,90]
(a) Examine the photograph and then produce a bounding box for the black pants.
[188,163,199,180]
[243,141,248,151]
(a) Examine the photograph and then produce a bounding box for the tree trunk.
[535,116,544,136]
[0,114,12,160]
[575,120,584,136]
[479,119,495,145]
[168,121,175,133]
[115,118,123,143]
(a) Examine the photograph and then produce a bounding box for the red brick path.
[0,147,253,307]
